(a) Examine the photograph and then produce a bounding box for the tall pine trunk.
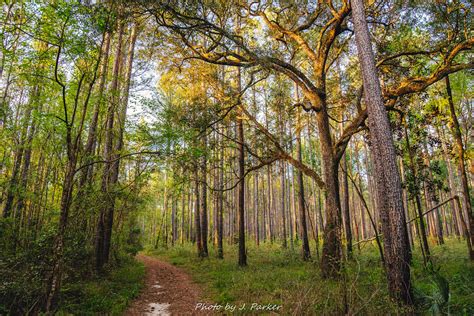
[352,0,412,303]
[96,20,125,271]
[236,65,247,266]
[200,128,209,257]
[297,108,311,260]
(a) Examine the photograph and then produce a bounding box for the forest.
[0,0,473,314]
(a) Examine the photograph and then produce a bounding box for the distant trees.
[445,75,474,260]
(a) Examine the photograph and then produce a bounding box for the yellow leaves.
[76,58,92,72]
[236,114,249,121]
[159,63,216,106]
[264,9,277,21]
[226,55,241,63]
[366,0,376,7]
[159,71,176,92]
[32,40,49,52]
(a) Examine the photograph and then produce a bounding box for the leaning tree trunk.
[352,0,412,304]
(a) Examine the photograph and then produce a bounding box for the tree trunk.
[255,173,260,246]
[200,129,209,257]
[318,108,343,278]
[194,167,203,256]
[3,91,35,218]
[297,108,311,260]
[341,142,352,259]
[217,125,224,258]
[171,195,176,246]
[96,20,125,272]
[237,65,247,266]
[80,30,111,188]
[352,0,412,303]
[45,156,77,311]
[280,161,288,248]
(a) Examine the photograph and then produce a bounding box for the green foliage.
[0,222,56,314]
[0,211,145,314]
[58,256,145,315]
[412,240,474,315]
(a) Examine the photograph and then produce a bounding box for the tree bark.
[318,108,343,278]
[237,65,247,266]
[96,20,125,272]
[352,0,412,304]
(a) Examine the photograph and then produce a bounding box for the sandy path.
[125,254,202,315]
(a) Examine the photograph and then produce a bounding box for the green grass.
[57,257,145,315]
[146,238,473,315]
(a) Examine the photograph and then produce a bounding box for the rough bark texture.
[352,0,412,304]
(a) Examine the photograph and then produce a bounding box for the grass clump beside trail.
[146,238,473,315]
[57,256,145,315]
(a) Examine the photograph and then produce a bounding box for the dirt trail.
[125,254,202,315]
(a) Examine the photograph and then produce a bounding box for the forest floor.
[125,254,202,315]
[145,239,474,315]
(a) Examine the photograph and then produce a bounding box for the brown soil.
[125,254,203,315]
